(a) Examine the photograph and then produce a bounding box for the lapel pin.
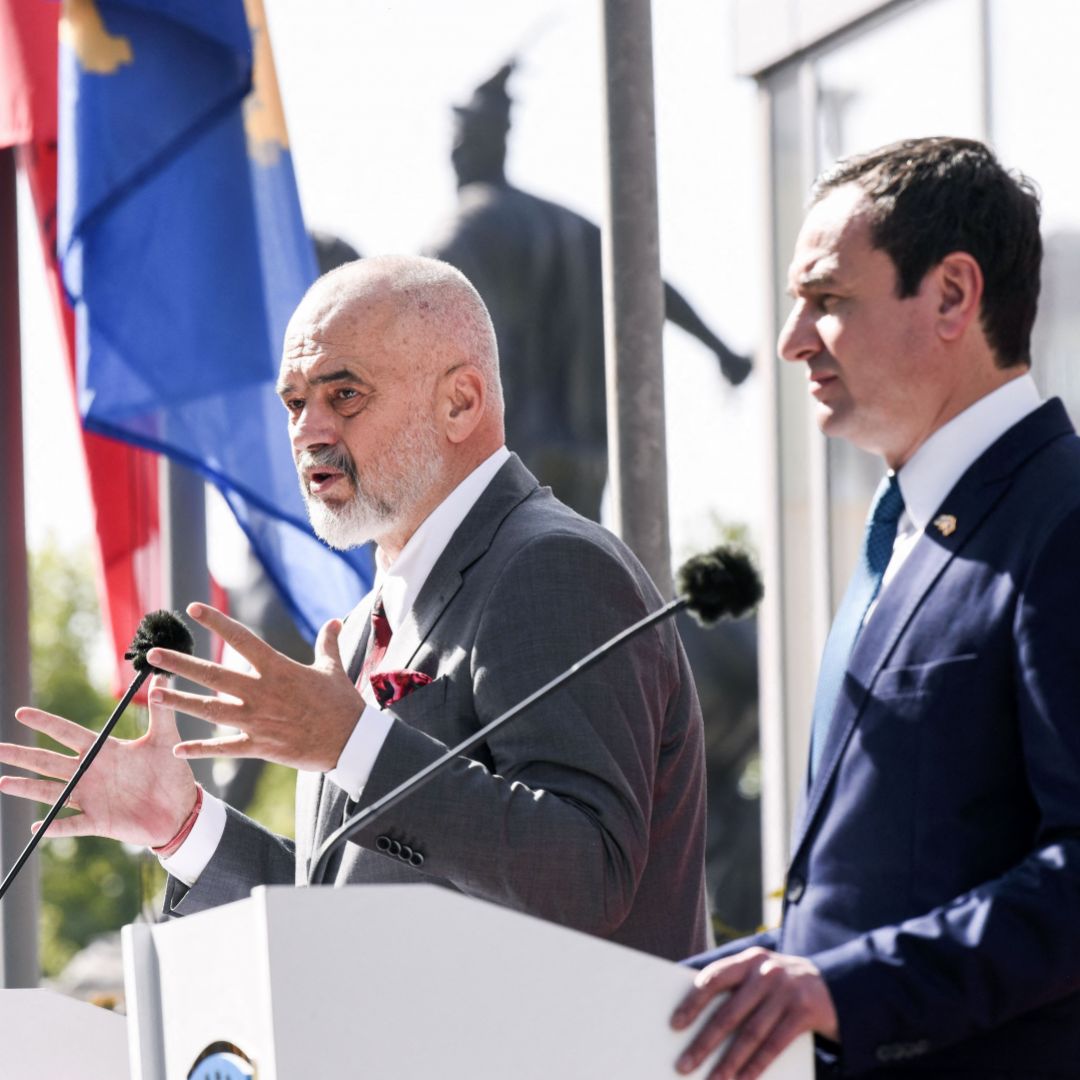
[933,514,957,537]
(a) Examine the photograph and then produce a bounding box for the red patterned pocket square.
[370,669,434,709]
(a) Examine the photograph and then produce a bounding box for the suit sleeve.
[163,805,296,916]
[683,929,781,970]
[347,532,673,938]
[813,504,1080,1073]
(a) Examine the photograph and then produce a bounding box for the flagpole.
[599,0,672,597]
[0,146,41,987]
[160,457,219,798]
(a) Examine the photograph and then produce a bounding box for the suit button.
[409,851,424,867]
[388,840,402,858]
[375,835,391,853]
[399,844,413,862]
[785,876,805,903]
[876,1041,930,1062]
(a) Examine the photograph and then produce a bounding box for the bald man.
[0,256,709,960]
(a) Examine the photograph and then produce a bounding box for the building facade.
[739,0,1080,918]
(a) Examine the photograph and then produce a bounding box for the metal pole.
[976,0,994,144]
[160,457,218,796]
[599,0,672,597]
[753,80,791,929]
[0,147,41,987]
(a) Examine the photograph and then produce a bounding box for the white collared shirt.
[162,445,511,885]
[869,374,1042,620]
[327,444,511,796]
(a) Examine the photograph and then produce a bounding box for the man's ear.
[440,365,486,444]
[934,252,983,342]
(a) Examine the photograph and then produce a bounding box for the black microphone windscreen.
[123,610,196,674]
[676,546,763,626]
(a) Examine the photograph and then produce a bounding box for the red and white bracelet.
[151,784,204,858]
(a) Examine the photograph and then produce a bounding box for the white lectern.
[0,988,129,1077]
[123,884,811,1079]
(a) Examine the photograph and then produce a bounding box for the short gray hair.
[312,254,504,412]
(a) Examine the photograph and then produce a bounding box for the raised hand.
[0,676,198,847]
[716,343,753,387]
[671,947,838,1080]
[146,603,363,771]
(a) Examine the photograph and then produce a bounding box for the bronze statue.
[311,230,361,276]
[427,64,762,936]
[425,62,752,520]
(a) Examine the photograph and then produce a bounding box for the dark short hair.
[812,137,1042,368]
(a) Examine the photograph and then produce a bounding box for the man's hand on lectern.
[670,947,838,1079]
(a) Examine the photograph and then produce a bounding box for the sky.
[19,0,765,573]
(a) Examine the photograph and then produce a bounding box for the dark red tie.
[358,596,433,709]
[359,597,392,690]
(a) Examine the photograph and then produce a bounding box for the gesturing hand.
[0,676,198,848]
[146,603,363,772]
[671,947,838,1080]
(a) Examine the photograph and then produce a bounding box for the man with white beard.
[0,255,710,960]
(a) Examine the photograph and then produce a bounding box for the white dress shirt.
[327,444,511,797]
[869,373,1042,622]
[162,445,511,885]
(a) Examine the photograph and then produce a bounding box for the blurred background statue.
[425,61,752,521]
[311,230,362,276]
[427,61,761,941]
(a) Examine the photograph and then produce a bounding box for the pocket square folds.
[370,669,434,709]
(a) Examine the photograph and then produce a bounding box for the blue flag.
[57,0,373,639]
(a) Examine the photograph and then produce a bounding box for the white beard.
[302,416,444,551]
[306,489,384,551]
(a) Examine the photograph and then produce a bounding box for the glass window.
[768,62,823,797]
[991,0,1080,416]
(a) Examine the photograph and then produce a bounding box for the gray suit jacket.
[166,455,709,960]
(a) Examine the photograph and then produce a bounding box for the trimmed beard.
[299,416,444,551]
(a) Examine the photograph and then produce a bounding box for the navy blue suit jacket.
[691,399,1080,1076]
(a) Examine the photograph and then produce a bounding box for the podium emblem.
[188,1041,256,1079]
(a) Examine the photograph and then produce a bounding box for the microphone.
[0,610,194,902]
[308,545,762,885]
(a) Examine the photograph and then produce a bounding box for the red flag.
[0,0,56,145]
[3,0,163,696]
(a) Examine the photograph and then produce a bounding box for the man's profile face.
[778,183,944,469]
[277,295,443,550]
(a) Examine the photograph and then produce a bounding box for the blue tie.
[809,475,905,778]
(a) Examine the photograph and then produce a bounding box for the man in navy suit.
[672,137,1080,1077]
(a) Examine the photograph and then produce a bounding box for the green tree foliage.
[243,763,296,840]
[29,541,150,977]
[28,541,299,977]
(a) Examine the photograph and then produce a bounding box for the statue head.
[451,62,514,187]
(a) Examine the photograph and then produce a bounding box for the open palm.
[0,676,197,848]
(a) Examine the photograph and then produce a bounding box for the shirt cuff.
[326,704,395,801]
[159,790,228,887]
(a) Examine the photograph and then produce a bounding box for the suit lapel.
[304,590,375,868]
[294,769,323,878]
[343,590,376,683]
[792,528,960,855]
[791,399,1074,860]
[304,454,539,872]
[391,454,537,671]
